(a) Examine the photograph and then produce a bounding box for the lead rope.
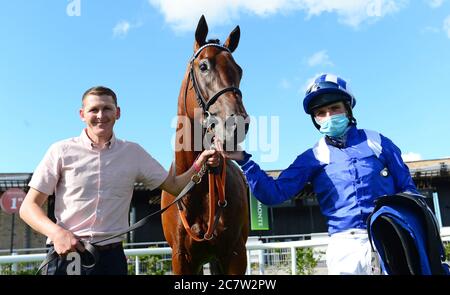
[36,159,210,275]
[178,156,227,242]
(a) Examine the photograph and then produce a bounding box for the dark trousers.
[45,244,128,275]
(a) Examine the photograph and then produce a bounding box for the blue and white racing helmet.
[303,74,356,114]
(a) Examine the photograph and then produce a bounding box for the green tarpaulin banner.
[249,193,269,230]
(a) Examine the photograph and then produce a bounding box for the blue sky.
[1,0,450,173]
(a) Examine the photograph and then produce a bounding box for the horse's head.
[188,15,249,152]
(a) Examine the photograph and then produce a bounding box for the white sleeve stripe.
[312,130,381,164]
[364,129,382,158]
[313,137,330,164]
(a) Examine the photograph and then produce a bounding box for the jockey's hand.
[222,150,252,166]
[212,137,244,161]
[199,149,220,168]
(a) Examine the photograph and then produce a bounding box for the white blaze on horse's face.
[79,94,120,144]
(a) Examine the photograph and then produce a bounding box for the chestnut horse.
[161,16,249,274]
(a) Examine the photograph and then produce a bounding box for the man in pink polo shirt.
[19,86,219,275]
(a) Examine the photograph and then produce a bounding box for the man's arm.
[223,151,318,205]
[19,188,82,255]
[159,149,219,196]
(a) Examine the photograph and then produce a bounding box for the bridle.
[184,43,242,135]
[185,43,242,115]
[178,42,243,242]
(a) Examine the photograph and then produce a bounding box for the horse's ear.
[224,25,240,53]
[194,15,208,51]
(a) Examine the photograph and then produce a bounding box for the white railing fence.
[0,237,329,275]
[1,228,449,275]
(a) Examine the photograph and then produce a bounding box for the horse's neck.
[175,150,198,175]
[174,69,200,175]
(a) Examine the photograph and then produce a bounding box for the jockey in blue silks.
[224,73,423,274]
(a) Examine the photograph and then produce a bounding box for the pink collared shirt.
[29,129,168,245]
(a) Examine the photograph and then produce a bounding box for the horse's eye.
[199,62,208,72]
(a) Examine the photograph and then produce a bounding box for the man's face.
[313,101,347,123]
[79,94,120,139]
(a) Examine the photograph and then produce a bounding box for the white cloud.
[149,0,408,32]
[279,78,291,89]
[299,0,408,28]
[420,26,440,34]
[425,0,445,8]
[443,15,450,38]
[113,20,131,38]
[402,152,422,162]
[307,50,334,67]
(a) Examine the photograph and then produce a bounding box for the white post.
[135,256,140,275]
[258,250,265,275]
[246,250,251,275]
[130,207,136,243]
[432,192,443,228]
[291,247,297,275]
[11,252,18,273]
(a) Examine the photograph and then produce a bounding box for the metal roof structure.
[0,173,32,191]
[1,157,449,195]
[0,173,155,192]
[406,158,450,180]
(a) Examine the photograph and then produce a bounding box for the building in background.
[1,158,449,250]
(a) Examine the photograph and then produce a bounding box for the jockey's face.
[79,94,120,143]
[313,101,347,123]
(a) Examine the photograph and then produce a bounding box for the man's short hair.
[82,86,118,106]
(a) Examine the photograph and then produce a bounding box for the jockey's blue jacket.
[240,125,419,234]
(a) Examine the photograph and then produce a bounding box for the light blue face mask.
[315,113,349,137]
